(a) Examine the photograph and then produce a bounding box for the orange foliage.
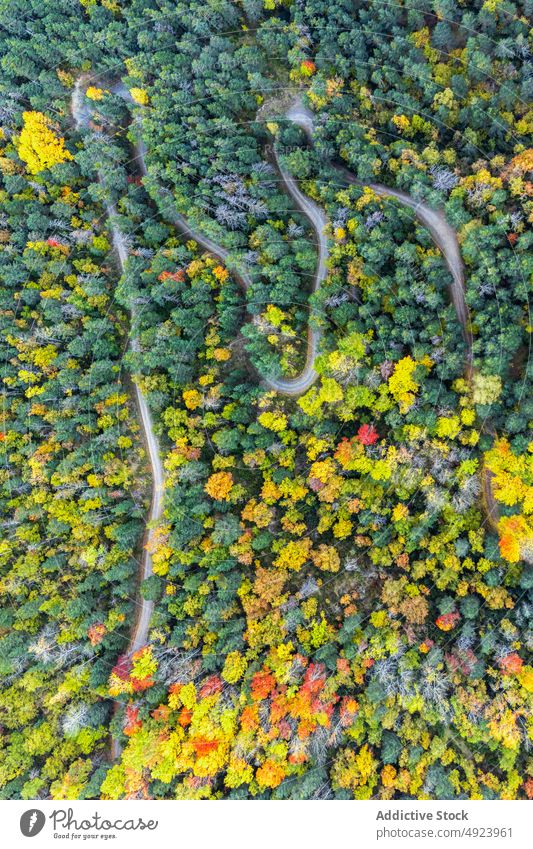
[256,759,286,789]
[179,707,193,727]
[87,622,106,646]
[205,471,234,501]
[436,612,460,631]
[499,653,524,675]
[240,705,259,732]
[124,705,142,736]
[498,515,531,563]
[251,670,276,701]
[191,737,220,757]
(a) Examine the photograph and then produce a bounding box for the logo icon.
[20,810,46,837]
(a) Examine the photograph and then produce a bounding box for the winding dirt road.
[73,80,164,655]
[285,100,501,526]
[266,146,328,394]
[72,79,500,756]
[105,220,164,659]
[73,80,165,757]
[111,84,327,396]
[286,100,473,353]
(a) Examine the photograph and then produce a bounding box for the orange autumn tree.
[205,471,234,501]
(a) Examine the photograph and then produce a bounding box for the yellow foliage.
[331,744,378,794]
[309,457,337,484]
[319,377,344,404]
[131,646,157,682]
[392,503,409,522]
[388,356,419,413]
[213,347,231,362]
[241,498,273,528]
[256,759,286,789]
[518,666,533,693]
[382,764,397,788]
[222,651,248,684]
[129,87,149,105]
[261,478,281,504]
[488,709,521,750]
[17,112,73,174]
[278,477,308,502]
[258,411,287,432]
[311,544,340,572]
[86,86,104,101]
[183,388,202,410]
[264,304,286,327]
[225,757,254,789]
[498,515,532,563]
[472,373,502,405]
[392,114,411,134]
[274,538,312,571]
[435,415,461,440]
[213,265,229,282]
[333,517,352,539]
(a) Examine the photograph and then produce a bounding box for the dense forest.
[0,0,531,800]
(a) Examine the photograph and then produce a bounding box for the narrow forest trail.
[285,99,473,353]
[72,79,165,759]
[482,467,500,531]
[112,83,328,395]
[72,78,500,758]
[72,80,165,653]
[285,99,500,527]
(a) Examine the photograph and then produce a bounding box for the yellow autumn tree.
[472,373,502,405]
[129,87,149,105]
[183,388,202,410]
[498,515,532,564]
[222,651,248,684]
[331,744,379,798]
[86,86,104,101]
[258,410,287,432]
[17,112,73,174]
[388,356,419,413]
[311,544,341,572]
[484,438,533,561]
[485,438,532,512]
[274,538,312,571]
